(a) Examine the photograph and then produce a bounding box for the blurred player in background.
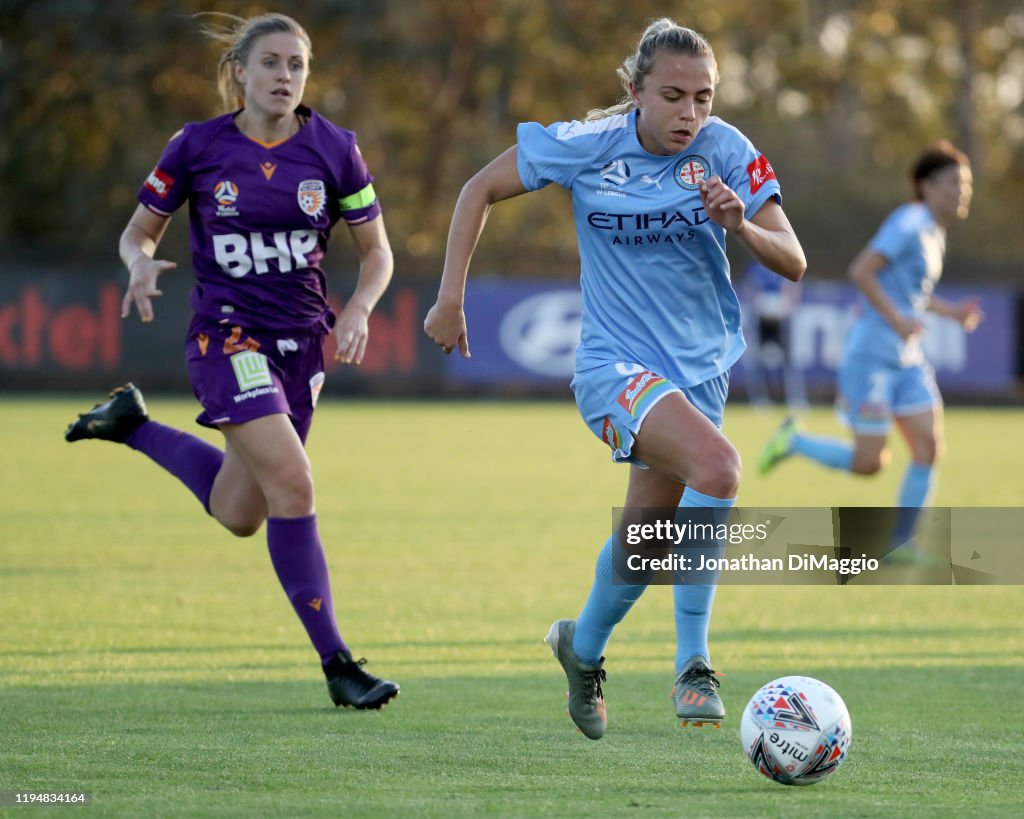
[738,260,807,411]
[425,18,805,738]
[65,12,399,710]
[759,142,982,557]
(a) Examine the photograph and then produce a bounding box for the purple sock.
[266,514,347,664]
[125,421,224,514]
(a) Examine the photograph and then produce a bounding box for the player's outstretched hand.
[954,297,985,332]
[423,300,470,358]
[121,257,176,322]
[699,176,746,233]
[334,303,370,365]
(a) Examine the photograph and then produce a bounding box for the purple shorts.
[185,318,326,444]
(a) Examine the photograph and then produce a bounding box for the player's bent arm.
[435,146,529,307]
[926,295,961,320]
[119,204,177,322]
[344,215,395,318]
[847,248,916,337]
[926,296,952,315]
[926,294,984,331]
[425,146,528,357]
[734,201,806,282]
[119,204,171,272]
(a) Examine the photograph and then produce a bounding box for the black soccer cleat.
[324,649,399,710]
[64,383,149,443]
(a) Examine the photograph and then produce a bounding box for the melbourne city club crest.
[297,179,327,218]
[673,155,711,190]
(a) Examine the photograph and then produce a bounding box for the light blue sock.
[674,487,734,673]
[898,463,934,507]
[790,433,854,471]
[891,463,935,548]
[572,535,647,665]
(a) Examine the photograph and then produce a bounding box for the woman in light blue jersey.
[759,142,982,558]
[425,18,805,739]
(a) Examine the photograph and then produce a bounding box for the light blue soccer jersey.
[517,110,782,387]
[844,202,945,367]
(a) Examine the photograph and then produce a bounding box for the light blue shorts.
[571,361,729,464]
[836,357,941,435]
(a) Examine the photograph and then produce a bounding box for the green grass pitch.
[1,397,1022,817]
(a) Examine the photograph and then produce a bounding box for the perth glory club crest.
[297,180,327,218]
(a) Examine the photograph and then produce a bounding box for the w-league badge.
[297,180,327,218]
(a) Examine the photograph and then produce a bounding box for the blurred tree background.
[1,0,1022,282]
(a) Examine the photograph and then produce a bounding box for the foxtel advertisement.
[610,506,1024,585]
[0,271,442,391]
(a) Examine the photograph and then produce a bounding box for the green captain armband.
[339,183,376,211]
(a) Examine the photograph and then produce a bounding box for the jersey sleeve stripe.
[339,183,376,211]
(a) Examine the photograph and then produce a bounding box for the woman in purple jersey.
[65,13,399,710]
[425,19,805,740]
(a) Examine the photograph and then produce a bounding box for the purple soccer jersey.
[137,105,380,333]
[122,108,386,677]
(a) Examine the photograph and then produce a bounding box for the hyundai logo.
[498,291,583,377]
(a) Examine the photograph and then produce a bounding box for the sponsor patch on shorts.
[230,350,273,391]
[601,417,621,451]
[616,370,669,417]
[310,372,325,407]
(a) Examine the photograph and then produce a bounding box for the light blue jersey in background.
[516,110,781,387]
[843,202,945,368]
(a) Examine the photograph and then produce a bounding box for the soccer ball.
[739,676,852,786]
